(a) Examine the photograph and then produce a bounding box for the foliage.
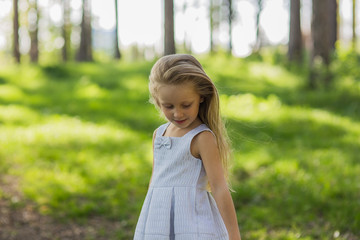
[0,54,359,239]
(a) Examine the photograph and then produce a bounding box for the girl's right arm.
[149,129,157,186]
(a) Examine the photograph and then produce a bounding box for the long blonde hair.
[149,54,232,185]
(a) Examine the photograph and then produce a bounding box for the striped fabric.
[134,123,229,240]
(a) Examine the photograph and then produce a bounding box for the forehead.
[157,83,198,103]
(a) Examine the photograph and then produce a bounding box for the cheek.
[161,108,171,116]
[190,105,200,115]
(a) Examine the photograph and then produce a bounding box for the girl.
[134,54,241,240]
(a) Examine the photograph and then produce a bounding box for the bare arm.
[149,129,157,186]
[194,131,241,240]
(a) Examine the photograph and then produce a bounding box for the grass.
[0,53,359,239]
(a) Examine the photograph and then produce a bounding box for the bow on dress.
[154,137,172,149]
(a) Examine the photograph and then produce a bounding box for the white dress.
[134,123,229,240]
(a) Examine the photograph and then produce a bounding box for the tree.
[62,0,71,61]
[329,0,338,50]
[253,0,264,52]
[224,0,235,54]
[352,0,357,50]
[76,0,93,62]
[309,0,332,88]
[209,0,215,53]
[164,0,175,55]
[182,0,191,53]
[209,0,220,54]
[288,0,303,62]
[29,0,39,63]
[13,0,20,63]
[114,0,121,59]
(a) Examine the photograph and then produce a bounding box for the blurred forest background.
[0,0,360,239]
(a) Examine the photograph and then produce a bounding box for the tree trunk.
[352,0,357,50]
[254,0,263,53]
[76,0,93,62]
[226,0,233,54]
[309,0,331,88]
[13,0,20,63]
[328,0,338,50]
[311,0,330,64]
[114,0,121,59]
[29,0,39,63]
[209,0,220,54]
[62,0,71,62]
[288,0,303,62]
[164,0,175,55]
[182,1,190,53]
[210,0,215,53]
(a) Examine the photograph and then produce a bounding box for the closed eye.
[163,105,173,109]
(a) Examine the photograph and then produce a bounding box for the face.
[157,82,203,130]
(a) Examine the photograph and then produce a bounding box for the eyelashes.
[163,104,192,109]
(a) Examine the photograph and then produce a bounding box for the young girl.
[134,54,241,240]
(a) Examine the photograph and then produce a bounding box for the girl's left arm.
[195,131,241,240]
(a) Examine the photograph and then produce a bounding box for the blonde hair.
[149,54,232,186]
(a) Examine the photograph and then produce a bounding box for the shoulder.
[196,130,217,149]
[194,129,216,142]
[153,123,168,138]
[152,124,164,141]
[153,129,157,139]
[191,130,218,158]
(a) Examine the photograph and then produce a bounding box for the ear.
[200,97,204,103]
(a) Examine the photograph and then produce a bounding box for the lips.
[174,119,186,124]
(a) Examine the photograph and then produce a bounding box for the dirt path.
[0,175,131,240]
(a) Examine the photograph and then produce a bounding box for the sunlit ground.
[0,52,359,239]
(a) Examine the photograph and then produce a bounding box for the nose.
[173,108,183,119]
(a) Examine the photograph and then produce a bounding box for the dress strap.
[186,124,215,141]
[155,122,170,137]
[155,123,213,139]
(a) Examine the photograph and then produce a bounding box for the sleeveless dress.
[134,123,229,240]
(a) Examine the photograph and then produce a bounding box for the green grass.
[0,54,359,239]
